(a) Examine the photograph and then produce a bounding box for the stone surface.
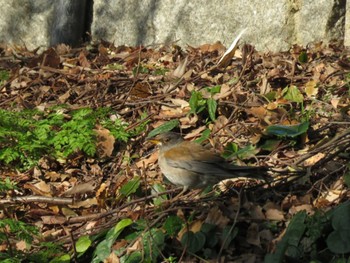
[0,0,54,50]
[344,0,350,46]
[91,0,346,51]
[0,0,347,52]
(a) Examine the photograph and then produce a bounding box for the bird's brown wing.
[163,141,265,178]
[163,142,235,176]
[163,141,223,162]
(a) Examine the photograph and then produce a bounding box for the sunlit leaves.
[75,235,92,253]
[283,85,304,103]
[189,86,221,122]
[119,176,141,197]
[93,219,133,263]
[304,80,318,97]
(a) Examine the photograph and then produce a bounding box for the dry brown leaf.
[63,180,96,196]
[58,90,71,103]
[249,205,266,220]
[136,151,158,168]
[177,220,203,241]
[44,171,62,181]
[248,106,267,119]
[170,98,190,108]
[289,204,314,216]
[265,208,285,221]
[69,198,98,208]
[126,238,141,255]
[24,181,51,196]
[205,207,230,228]
[179,114,198,128]
[61,207,78,217]
[96,182,108,198]
[105,251,120,263]
[172,56,188,78]
[266,101,278,110]
[212,115,229,133]
[213,83,231,99]
[184,126,207,139]
[217,29,246,67]
[16,240,27,251]
[94,126,115,158]
[331,97,340,109]
[130,82,152,99]
[41,216,66,225]
[264,202,285,221]
[78,51,91,68]
[305,80,318,97]
[199,41,226,53]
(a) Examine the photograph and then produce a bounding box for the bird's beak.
[148,139,162,145]
[146,135,162,145]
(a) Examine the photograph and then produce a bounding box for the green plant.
[265,203,350,263]
[0,107,148,170]
[0,219,37,261]
[0,70,10,86]
[222,143,259,160]
[189,86,221,122]
[0,178,17,192]
[0,218,65,262]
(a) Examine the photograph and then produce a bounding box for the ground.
[0,40,350,262]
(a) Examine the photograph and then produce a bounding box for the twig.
[0,196,73,205]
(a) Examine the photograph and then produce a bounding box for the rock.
[0,0,346,52]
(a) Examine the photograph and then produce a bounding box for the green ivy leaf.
[265,211,307,262]
[121,251,142,263]
[344,171,350,188]
[181,231,206,253]
[207,98,217,121]
[222,142,239,159]
[163,216,183,237]
[93,219,133,263]
[147,120,179,139]
[327,202,350,254]
[298,51,308,63]
[119,176,140,197]
[194,129,211,144]
[260,139,282,151]
[207,85,221,95]
[189,91,206,114]
[50,254,71,263]
[143,229,165,261]
[75,235,92,253]
[266,121,309,138]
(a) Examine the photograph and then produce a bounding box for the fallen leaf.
[94,126,115,158]
[205,207,230,228]
[305,80,318,97]
[172,56,188,78]
[331,98,340,109]
[217,29,247,67]
[62,180,96,196]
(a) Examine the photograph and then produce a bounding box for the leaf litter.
[0,39,350,261]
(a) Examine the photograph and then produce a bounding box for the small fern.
[0,107,149,169]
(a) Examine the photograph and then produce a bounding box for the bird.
[148,132,268,192]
